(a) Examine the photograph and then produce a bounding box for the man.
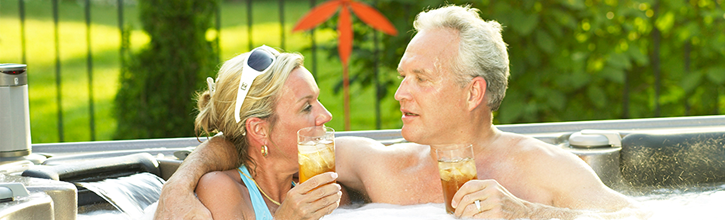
[333,5,641,219]
[155,5,643,220]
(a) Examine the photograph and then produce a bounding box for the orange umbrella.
[293,0,397,130]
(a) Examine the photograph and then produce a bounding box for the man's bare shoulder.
[497,134,635,211]
[499,132,607,187]
[486,132,569,181]
[490,132,597,185]
[498,132,572,160]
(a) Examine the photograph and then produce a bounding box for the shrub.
[114,0,218,139]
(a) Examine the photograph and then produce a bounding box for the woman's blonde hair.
[195,47,304,168]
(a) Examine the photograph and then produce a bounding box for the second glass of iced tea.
[297,126,335,183]
[435,144,478,214]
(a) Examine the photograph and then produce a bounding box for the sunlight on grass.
[1,17,149,143]
[1,1,402,143]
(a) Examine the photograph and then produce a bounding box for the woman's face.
[267,66,332,169]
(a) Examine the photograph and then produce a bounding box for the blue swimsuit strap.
[238,165,274,220]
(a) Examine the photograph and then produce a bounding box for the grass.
[0,0,403,144]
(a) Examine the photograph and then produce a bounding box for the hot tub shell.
[2,115,725,219]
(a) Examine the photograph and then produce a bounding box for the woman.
[194,46,342,219]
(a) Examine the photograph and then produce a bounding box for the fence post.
[118,0,125,66]
[247,0,253,50]
[19,0,27,64]
[215,1,221,64]
[85,0,96,141]
[684,41,691,115]
[310,0,317,79]
[279,0,285,50]
[373,0,380,129]
[52,0,64,142]
[651,0,661,117]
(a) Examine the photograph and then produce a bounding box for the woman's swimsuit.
[237,165,296,220]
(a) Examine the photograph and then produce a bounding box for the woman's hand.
[275,172,342,220]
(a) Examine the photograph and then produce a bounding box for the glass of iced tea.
[297,126,335,183]
[435,144,478,214]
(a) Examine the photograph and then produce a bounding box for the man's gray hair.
[413,4,510,111]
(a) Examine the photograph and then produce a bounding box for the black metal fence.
[5,0,385,142]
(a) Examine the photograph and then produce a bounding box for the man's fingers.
[453,181,498,217]
[451,180,491,208]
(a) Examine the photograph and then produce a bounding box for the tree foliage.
[114,0,218,139]
[339,0,725,124]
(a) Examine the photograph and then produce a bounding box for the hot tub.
[1,115,724,219]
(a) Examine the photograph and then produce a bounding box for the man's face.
[395,28,471,145]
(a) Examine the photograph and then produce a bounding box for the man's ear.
[467,76,486,111]
[246,117,269,146]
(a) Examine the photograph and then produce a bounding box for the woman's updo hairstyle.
[195,47,304,167]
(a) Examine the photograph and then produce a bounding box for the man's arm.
[452,167,647,219]
[154,135,238,220]
[526,154,650,219]
[334,136,368,199]
[526,188,647,220]
[452,137,649,219]
[334,136,386,202]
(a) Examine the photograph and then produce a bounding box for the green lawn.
[0,0,403,143]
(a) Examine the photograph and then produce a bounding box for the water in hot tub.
[326,185,725,220]
[81,181,725,220]
[77,172,164,220]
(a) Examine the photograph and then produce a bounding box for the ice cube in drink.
[298,140,335,183]
[438,158,477,214]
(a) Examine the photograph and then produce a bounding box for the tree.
[336,0,724,125]
[114,0,218,139]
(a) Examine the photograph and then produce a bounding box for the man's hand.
[451,179,532,219]
[154,180,212,220]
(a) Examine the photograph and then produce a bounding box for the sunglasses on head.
[234,45,277,123]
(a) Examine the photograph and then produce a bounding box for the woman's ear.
[245,117,269,146]
[467,76,486,111]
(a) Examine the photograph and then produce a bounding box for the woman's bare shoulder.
[196,170,249,218]
[196,170,244,198]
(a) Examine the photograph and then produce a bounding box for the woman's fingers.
[296,172,338,193]
[308,190,343,219]
[279,172,341,219]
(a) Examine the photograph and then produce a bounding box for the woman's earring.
[261,145,269,157]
